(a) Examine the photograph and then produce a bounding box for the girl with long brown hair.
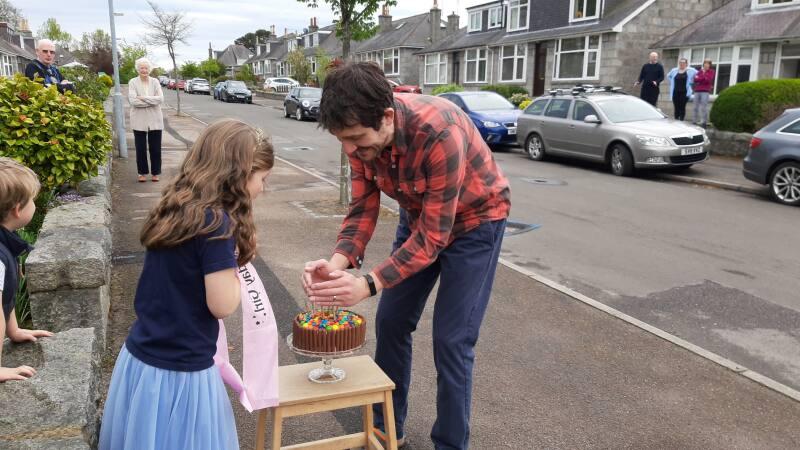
[100,119,274,450]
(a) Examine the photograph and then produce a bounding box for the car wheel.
[769,162,800,206]
[609,144,634,177]
[284,105,290,118]
[295,107,303,121]
[525,133,546,161]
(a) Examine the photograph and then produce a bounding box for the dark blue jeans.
[374,209,506,450]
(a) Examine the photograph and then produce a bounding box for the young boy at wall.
[0,157,53,382]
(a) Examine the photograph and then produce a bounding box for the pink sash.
[214,263,279,412]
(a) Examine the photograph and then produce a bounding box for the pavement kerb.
[654,173,765,195]
[174,108,800,405]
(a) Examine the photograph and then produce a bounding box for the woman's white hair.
[135,57,152,71]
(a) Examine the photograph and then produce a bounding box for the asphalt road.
[164,90,800,394]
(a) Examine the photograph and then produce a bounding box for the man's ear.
[383,108,395,125]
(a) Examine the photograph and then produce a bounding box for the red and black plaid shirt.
[334,94,511,288]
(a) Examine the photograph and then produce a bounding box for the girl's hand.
[0,365,36,382]
[8,328,53,343]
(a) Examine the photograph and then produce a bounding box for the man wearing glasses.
[24,39,74,93]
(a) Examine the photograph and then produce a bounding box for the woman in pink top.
[693,59,715,128]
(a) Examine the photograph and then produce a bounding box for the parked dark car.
[743,108,800,206]
[438,91,521,146]
[283,87,321,121]
[214,81,225,100]
[219,80,253,103]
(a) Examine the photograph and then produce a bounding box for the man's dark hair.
[319,62,394,132]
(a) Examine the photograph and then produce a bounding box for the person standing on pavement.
[128,57,164,183]
[302,62,511,450]
[667,58,697,121]
[24,39,74,93]
[693,59,716,128]
[635,51,665,106]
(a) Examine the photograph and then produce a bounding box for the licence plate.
[681,146,703,155]
[507,127,517,135]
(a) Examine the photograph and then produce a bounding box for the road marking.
[171,106,800,404]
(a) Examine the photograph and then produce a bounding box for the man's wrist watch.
[363,273,378,297]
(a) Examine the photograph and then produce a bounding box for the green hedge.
[431,84,463,95]
[710,79,800,133]
[481,84,528,99]
[60,67,110,104]
[0,74,111,190]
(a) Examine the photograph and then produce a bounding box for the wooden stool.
[255,355,398,450]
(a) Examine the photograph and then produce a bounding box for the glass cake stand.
[286,334,366,383]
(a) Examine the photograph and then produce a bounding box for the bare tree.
[141,1,193,115]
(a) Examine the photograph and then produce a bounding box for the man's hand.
[0,366,36,382]
[652,81,658,86]
[308,270,371,307]
[7,328,53,343]
[301,259,338,297]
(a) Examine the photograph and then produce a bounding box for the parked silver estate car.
[517,87,709,176]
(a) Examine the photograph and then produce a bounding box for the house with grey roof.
[0,21,36,77]
[417,0,719,97]
[654,0,800,97]
[352,3,448,86]
[300,20,342,79]
[214,43,254,77]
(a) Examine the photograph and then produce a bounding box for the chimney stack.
[379,3,393,33]
[271,24,276,36]
[284,27,288,37]
[310,17,319,33]
[447,12,459,35]
[208,42,213,60]
[429,1,442,44]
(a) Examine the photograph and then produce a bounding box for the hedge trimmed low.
[431,84,463,95]
[710,79,800,133]
[0,74,111,189]
[481,84,528,99]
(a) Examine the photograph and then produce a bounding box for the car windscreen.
[299,88,321,99]
[461,94,515,111]
[596,97,664,123]
[228,81,247,88]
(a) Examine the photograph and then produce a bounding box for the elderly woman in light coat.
[128,57,164,182]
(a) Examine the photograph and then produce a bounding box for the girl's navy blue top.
[125,211,238,372]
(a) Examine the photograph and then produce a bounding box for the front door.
[451,52,460,85]
[533,43,547,96]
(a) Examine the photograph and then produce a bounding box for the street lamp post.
[108,0,128,158]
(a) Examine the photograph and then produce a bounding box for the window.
[754,0,800,8]
[1,54,15,77]
[464,48,488,83]
[508,0,529,31]
[779,118,800,134]
[488,7,503,28]
[469,11,482,32]
[501,44,527,81]
[309,57,317,74]
[778,43,800,78]
[313,33,319,47]
[681,44,757,95]
[425,53,448,85]
[571,0,599,21]
[554,35,600,80]
[524,98,549,115]
[383,48,399,75]
[573,101,598,121]
[544,99,571,119]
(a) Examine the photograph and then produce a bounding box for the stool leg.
[363,404,375,449]
[272,407,284,450]
[382,391,398,450]
[255,409,268,450]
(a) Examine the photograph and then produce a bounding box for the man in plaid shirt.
[303,62,510,449]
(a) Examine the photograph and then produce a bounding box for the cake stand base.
[308,359,346,383]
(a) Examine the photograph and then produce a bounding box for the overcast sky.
[22,0,471,69]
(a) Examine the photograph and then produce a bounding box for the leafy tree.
[142,0,193,114]
[235,64,256,84]
[73,29,113,75]
[150,67,166,77]
[315,47,332,88]
[118,42,148,83]
[0,0,22,25]
[199,58,225,80]
[298,0,392,203]
[235,29,271,51]
[286,49,311,85]
[37,18,72,48]
[180,61,201,79]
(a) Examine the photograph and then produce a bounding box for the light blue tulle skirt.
[99,345,239,450]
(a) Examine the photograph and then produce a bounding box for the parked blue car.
[437,91,522,146]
